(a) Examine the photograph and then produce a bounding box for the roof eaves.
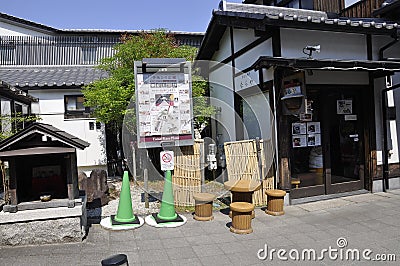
[0,80,38,103]
[0,122,90,151]
[0,12,59,34]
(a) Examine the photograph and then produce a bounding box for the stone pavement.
[1,189,399,265]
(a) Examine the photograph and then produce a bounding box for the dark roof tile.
[0,66,108,88]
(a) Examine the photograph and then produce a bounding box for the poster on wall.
[292,135,307,148]
[292,122,307,135]
[307,122,320,134]
[307,134,321,146]
[337,100,352,114]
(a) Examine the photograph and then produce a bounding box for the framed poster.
[307,134,321,146]
[307,122,321,134]
[292,135,307,148]
[292,122,307,135]
[337,100,352,114]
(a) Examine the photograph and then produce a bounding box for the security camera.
[303,45,321,58]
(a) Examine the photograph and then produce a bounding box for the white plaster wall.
[233,28,273,72]
[281,28,367,60]
[0,21,51,36]
[209,62,236,142]
[372,35,400,61]
[28,89,106,170]
[212,29,231,62]
[390,74,400,164]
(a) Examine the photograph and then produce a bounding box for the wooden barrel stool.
[193,192,216,221]
[229,202,255,234]
[265,189,286,216]
[291,178,300,188]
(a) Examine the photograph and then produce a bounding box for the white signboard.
[160,151,174,171]
[135,60,194,148]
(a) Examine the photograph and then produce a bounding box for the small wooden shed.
[0,122,89,211]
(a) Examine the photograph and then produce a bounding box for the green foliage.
[0,113,39,140]
[83,30,212,128]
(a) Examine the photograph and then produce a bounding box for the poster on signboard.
[135,60,194,148]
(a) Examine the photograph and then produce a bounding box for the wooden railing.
[313,0,385,17]
[0,34,203,66]
[341,0,384,18]
[0,35,119,66]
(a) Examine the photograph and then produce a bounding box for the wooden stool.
[291,178,300,188]
[229,202,255,234]
[265,189,286,216]
[193,192,215,221]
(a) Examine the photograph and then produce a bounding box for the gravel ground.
[87,179,161,219]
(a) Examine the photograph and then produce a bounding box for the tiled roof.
[0,80,38,103]
[0,66,108,88]
[220,1,399,30]
[0,122,90,151]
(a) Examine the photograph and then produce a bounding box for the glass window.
[288,0,300,8]
[344,0,361,8]
[64,95,91,119]
[300,0,313,9]
[1,98,12,134]
[65,95,85,111]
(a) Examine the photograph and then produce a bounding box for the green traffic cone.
[157,170,178,221]
[114,171,136,223]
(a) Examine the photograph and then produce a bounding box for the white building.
[197,1,400,200]
[0,12,204,175]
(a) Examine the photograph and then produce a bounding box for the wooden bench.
[229,202,255,234]
[265,189,286,216]
[193,192,216,221]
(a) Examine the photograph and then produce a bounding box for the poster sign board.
[135,59,194,148]
[292,121,321,148]
[160,151,174,171]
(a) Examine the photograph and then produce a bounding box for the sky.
[0,0,243,33]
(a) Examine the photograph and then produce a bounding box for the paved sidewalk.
[1,189,399,265]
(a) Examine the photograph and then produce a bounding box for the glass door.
[322,88,365,194]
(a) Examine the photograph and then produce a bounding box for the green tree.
[83,30,213,127]
[83,30,213,175]
[0,113,38,140]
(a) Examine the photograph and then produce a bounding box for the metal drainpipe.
[381,83,400,192]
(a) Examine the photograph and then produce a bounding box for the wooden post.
[131,142,137,181]
[200,140,205,192]
[144,168,149,208]
[8,158,17,205]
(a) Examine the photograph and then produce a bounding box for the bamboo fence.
[172,139,203,206]
[224,139,274,206]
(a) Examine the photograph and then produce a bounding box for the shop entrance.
[322,88,365,194]
[290,86,365,198]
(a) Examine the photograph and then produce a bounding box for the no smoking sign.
[160,151,174,171]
